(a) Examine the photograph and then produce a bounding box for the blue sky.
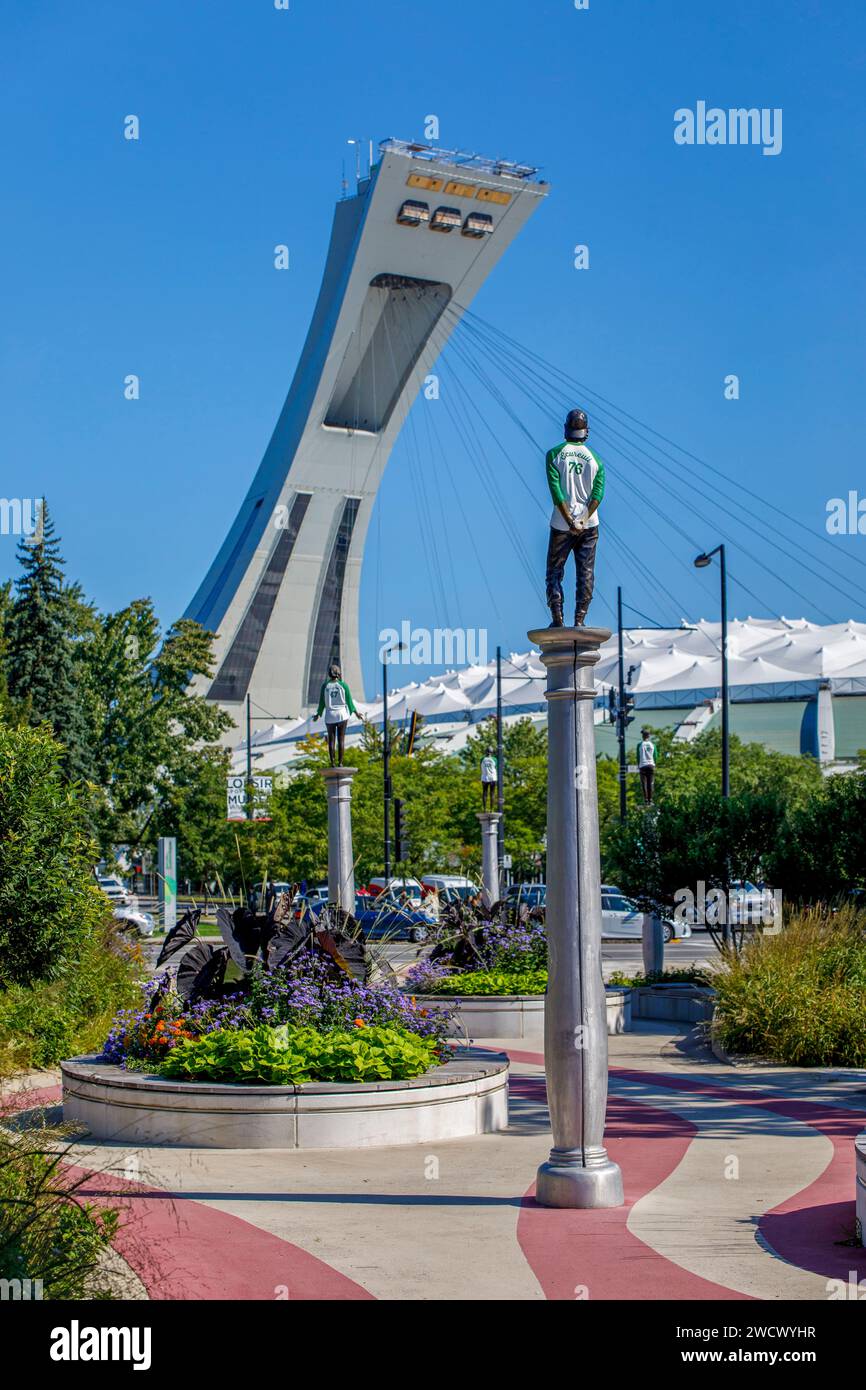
[2,0,865,698]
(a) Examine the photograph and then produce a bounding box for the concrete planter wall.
[61,1051,508,1150]
[415,987,632,1039]
[630,984,716,1023]
[856,1136,866,1247]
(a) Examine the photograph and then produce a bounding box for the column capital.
[476,811,502,825]
[319,765,359,786]
[527,626,611,667]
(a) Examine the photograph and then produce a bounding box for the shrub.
[0,724,108,988]
[159,1023,441,1084]
[713,906,866,1066]
[421,968,548,996]
[0,1121,119,1299]
[0,922,140,1075]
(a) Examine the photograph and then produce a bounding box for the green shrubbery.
[0,724,139,1075]
[0,1123,119,1299]
[422,968,548,996]
[159,1022,441,1084]
[713,906,866,1066]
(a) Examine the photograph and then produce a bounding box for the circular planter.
[855,1136,866,1246]
[414,988,631,1039]
[61,1050,508,1150]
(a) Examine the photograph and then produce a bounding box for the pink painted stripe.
[513,1075,751,1301]
[74,1169,375,1301]
[510,1051,866,1286]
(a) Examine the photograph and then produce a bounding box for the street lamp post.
[694,545,730,799]
[382,642,405,882]
[694,544,731,947]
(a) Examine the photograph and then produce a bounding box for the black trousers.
[640,765,655,804]
[545,525,599,624]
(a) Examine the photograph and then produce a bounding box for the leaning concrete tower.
[185,138,548,727]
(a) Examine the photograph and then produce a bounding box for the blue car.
[310,895,430,943]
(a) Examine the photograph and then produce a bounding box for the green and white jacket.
[546,441,606,532]
[317,678,357,725]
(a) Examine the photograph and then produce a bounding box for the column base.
[535,1153,624,1209]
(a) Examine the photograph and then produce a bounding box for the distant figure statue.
[545,408,606,627]
[480,747,498,810]
[637,726,656,804]
[315,661,357,767]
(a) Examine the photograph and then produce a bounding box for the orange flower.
[353,1018,366,1028]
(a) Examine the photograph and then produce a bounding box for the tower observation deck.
[185,138,549,728]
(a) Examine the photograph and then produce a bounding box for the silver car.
[601,886,691,944]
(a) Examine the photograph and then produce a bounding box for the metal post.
[496,645,504,887]
[720,544,730,801]
[320,767,357,911]
[617,587,627,823]
[383,658,391,883]
[528,622,624,1209]
[246,693,253,821]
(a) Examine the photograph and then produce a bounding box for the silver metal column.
[642,912,665,976]
[477,812,502,908]
[528,625,624,1210]
[320,766,357,911]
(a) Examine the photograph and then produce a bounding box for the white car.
[367,877,424,907]
[112,906,155,937]
[420,875,480,903]
[707,880,777,928]
[601,885,691,944]
[97,875,133,908]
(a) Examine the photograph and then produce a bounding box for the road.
[139,929,720,978]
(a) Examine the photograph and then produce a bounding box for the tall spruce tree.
[4,503,93,779]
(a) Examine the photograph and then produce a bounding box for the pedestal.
[527,625,624,1210]
[642,912,665,976]
[477,811,502,908]
[320,766,358,911]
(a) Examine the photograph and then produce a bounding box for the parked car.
[310,895,429,943]
[420,875,480,903]
[600,886,690,943]
[366,877,424,907]
[112,906,155,937]
[505,883,547,911]
[705,880,776,928]
[97,874,133,908]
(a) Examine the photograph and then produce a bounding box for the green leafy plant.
[159,1023,441,1084]
[607,968,712,988]
[713,905,866,1066]
[422,968,548,996]
[0,1119,119,1299]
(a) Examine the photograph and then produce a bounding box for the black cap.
[565,408,589,442]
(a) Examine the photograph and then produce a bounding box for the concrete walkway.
[6,1023,866,1301]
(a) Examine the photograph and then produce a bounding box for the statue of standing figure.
[315,662,358,767]
[545,408,606,628]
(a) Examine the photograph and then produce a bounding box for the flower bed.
[101,949,454,1085]
[407,917,547,997]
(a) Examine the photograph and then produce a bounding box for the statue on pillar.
[545,408,605,628]
[637,726,656,804]
[315,662,358,767]
[480,747,498,810]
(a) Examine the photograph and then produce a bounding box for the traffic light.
[623,693,636,728]
[607,686,617,725]
[394,798,405,862]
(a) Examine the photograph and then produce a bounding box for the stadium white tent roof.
[233,618,866,771]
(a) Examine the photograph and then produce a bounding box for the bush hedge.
[713,906,866,1066]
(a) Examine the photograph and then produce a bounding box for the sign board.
[227,774,273,822]
[157,836,177,933]
[627,764,639,775]
[501,854,513,869]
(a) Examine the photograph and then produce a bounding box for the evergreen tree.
[4,503,93,779]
